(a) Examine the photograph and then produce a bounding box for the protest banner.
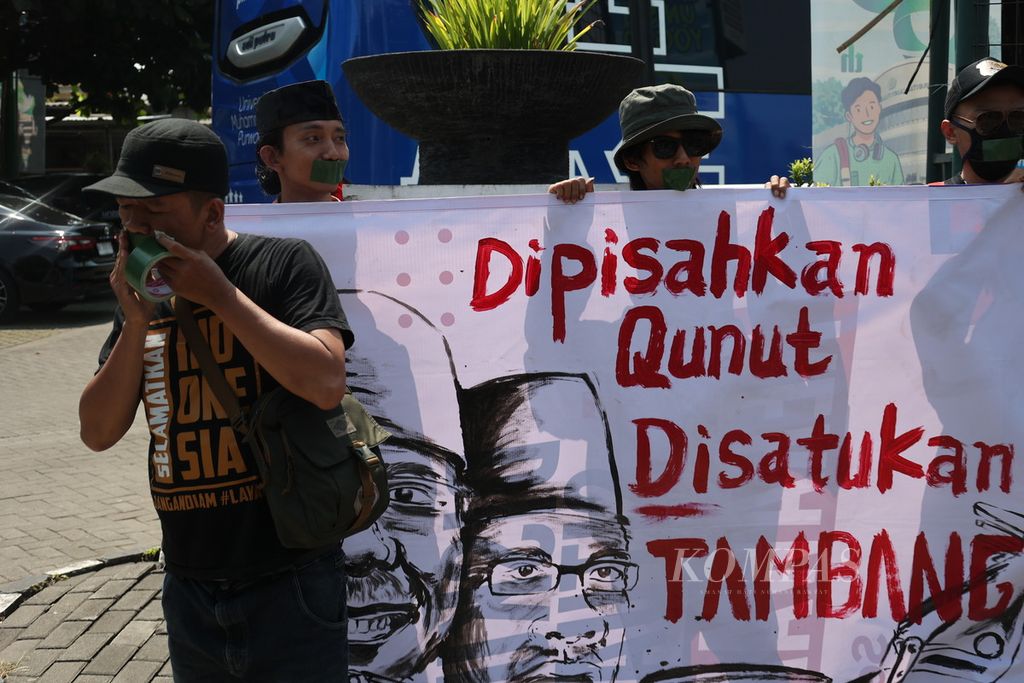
[227,185,1024,683]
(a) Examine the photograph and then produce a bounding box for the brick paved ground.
[0,562,169,682]
[0,342,158,586]
[0,300,160,587]
[0,301,171,680]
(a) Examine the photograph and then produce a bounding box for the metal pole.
[630,0,655,85]
[927,0,951,183]
[1,73,18,179]
[954,0,989,69]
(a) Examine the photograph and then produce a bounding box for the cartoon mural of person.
[815,77,905,187]
[340,291,468,683]
[445,372,633,682]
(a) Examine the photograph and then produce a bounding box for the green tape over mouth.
[980,136,1024,162]
[125,234,174,302]
[663,167,696,192]
[310,159,347,185]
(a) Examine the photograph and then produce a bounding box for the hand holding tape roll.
[125,233,175,302]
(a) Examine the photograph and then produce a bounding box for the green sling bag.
[175,297,390,549]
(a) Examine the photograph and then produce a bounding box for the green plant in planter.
[788,157,814,186]
[419,0,599,50]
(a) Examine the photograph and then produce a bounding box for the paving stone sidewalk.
[0,316,159,587]
[0,561,170,682]
[1,305,169,680]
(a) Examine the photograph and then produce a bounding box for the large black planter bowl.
[342,50,645,185]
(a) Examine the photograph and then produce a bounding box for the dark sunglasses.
[648,132,717,159]
[954,109,1024,136]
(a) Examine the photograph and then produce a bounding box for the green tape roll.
[310,158,347,185]
[125,234,174,302]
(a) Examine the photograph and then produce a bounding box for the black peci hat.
[255,80,344,136]
[83,119,228,198]
[944,57,1024,119]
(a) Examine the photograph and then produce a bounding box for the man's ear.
[623,156,642,172]
[258,144,281,172]
[204,197,225,230]
[940,120,957,145]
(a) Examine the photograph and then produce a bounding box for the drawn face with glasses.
[623,130,718,190]
[459,511,633,682]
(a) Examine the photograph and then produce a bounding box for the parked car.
[0,194,117,323]
[12,173,122,232]
[0,180,36,200]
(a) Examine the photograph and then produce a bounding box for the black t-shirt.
[98,233,352,579]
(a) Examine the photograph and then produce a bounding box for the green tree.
[0,0,213,122]
[813,77,846,135]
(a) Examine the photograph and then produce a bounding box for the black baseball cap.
[613,84,722,171]
[256,80,344,136]
[944,57,1024,119]
[84,119,229,198]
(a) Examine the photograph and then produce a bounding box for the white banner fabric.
[226,185,1024,683]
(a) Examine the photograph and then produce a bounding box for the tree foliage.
[0,0,213,122]
[812,77,847,135]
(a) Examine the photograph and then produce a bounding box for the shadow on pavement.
[2,296,117,331]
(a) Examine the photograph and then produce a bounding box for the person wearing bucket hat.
[936,57,1024,185]
[255,79,350,203]
[79,118,354,680]
[550,83,734,202]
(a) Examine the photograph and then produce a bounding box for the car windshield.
[0,194,90,227]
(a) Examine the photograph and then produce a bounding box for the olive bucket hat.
[613,84,723,171]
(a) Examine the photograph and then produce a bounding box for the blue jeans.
[163,548,348,682]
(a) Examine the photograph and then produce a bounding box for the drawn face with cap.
[341,293,467,680]
[346,437,465,677]
[462,511,632,682]
[449,373,631,682]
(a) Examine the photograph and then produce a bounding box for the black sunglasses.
[648,132,717,160]
[954,109,1024,136]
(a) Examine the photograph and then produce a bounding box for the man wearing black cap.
[939,57,1024,185]
[78,118,353,680]
[255,79,350,203]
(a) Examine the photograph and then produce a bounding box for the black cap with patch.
[945,57,1024,119]
[255,80,344,136]
[83,119,229,198]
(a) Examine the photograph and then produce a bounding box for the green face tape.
[310,158,347,185]
[125,234,174,302]
[662,167,696,191]
[980,136,1024,162]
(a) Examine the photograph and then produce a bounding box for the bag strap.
[351,445,381,530]
[835,137,852,186]
[174,297,249,436]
